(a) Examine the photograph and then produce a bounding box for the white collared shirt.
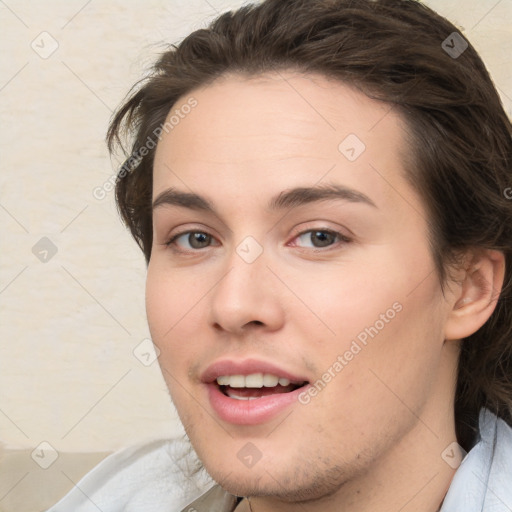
[440,409,512,511]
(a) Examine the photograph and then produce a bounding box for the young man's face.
[147,73,460,506]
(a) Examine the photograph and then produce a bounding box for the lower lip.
[206,383,306,425]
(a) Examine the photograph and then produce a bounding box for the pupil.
[312,231,334,247]
[190,232,210,248]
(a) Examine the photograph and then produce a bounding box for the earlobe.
[444,250,505,341]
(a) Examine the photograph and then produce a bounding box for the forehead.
[152,71,413,210]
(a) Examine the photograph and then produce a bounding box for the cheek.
[277,253,401,346]
[145,268,173,341]
[145,264,203,368]
[146,267,206,424]
[287,248,446,422]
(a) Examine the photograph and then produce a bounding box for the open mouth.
[205,368,311,424]
[216,373,308,401]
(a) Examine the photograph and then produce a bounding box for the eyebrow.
[152,184,377,213]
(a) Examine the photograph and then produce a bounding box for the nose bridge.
[209,238,284,333]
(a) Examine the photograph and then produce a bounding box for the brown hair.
[107,0,512,450]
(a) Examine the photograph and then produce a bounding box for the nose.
[208,249,285,335]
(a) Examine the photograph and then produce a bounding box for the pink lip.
[201,359,310,425]
[206,383,308,425]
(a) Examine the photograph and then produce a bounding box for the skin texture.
[146,72,504,512]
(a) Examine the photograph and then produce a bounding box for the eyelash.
[165,228,351,254]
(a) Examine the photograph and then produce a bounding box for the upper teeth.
[216,373,291,388]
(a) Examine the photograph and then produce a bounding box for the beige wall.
[1,0,511,458]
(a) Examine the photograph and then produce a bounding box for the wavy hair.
[107,0,512,450]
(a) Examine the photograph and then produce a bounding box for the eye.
[167,231,216,251]
[292,229,349,249]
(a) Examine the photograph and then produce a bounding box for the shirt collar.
[179,482,241,512]
[440,408,512,511]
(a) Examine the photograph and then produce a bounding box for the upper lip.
[201,358,310,385]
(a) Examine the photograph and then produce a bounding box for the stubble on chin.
[205,451,370,505]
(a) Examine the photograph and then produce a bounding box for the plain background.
[1,0,511,457]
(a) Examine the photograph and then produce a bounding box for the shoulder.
[45,437,213,512]
[441,409,512,511]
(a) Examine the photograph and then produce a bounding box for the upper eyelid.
[166,223,221,241]
[289,224,352,241]
[289,228,351,247]
[168,229,219,246]
[169,226,344,239]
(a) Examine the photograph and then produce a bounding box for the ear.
[444,249,505,341]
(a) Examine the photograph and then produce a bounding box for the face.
[147,72,458,502]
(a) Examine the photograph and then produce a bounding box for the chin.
[197,446,354,505]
